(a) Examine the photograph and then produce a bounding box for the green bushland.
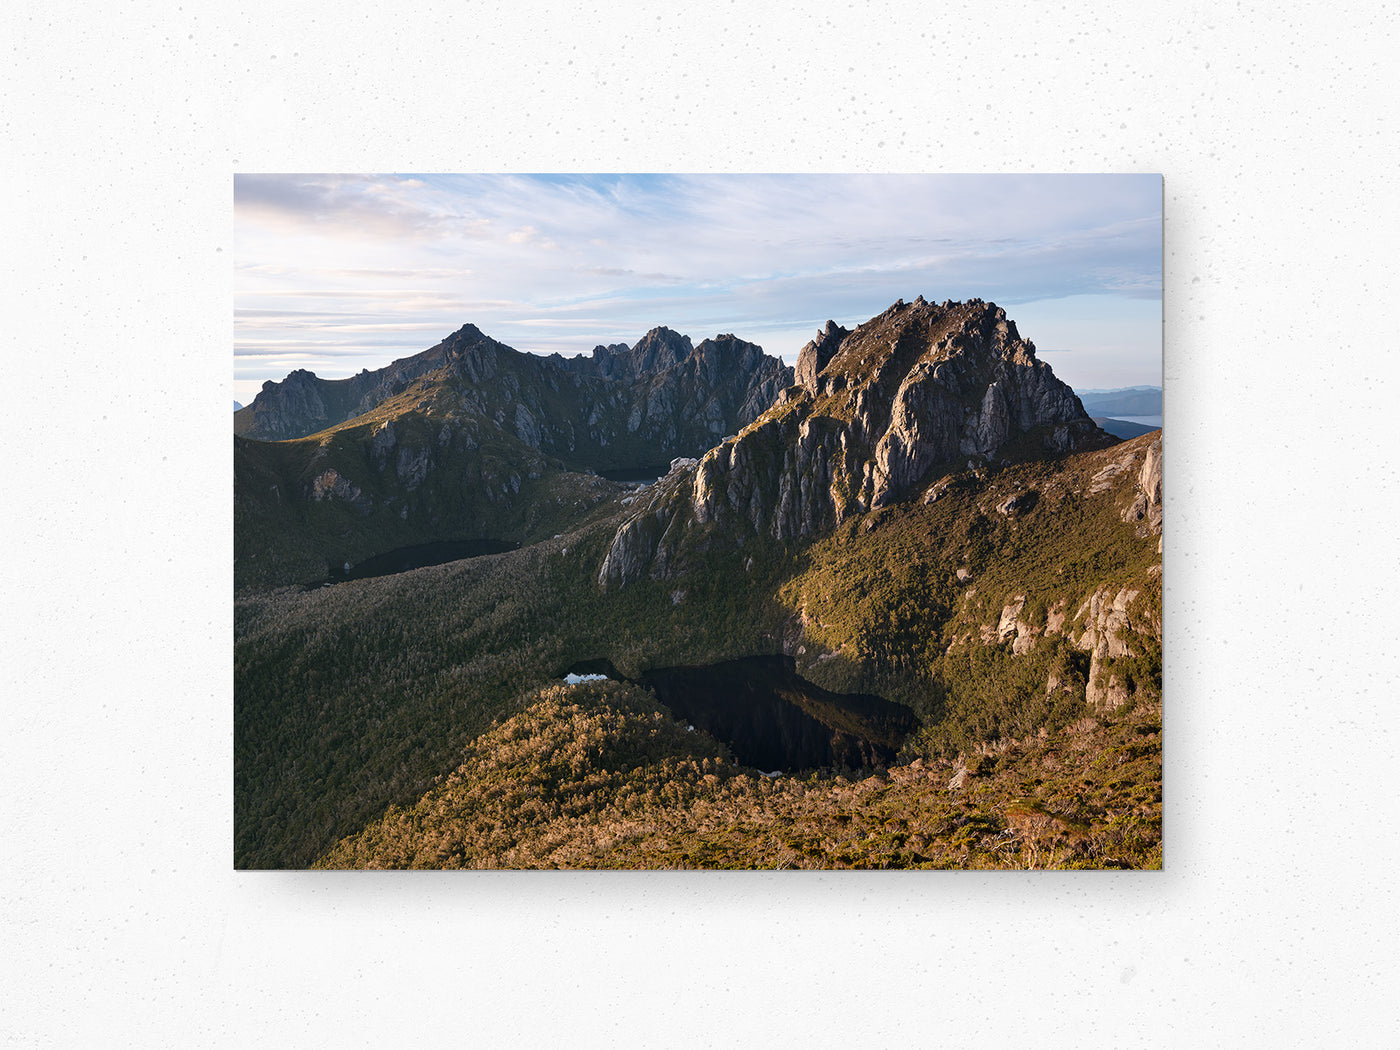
[237,435,1161,868]
[236,496,799,868]
[315,679,1161,870]
[777,448,1160,751]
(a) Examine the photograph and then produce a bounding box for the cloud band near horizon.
[235,173,1162,401]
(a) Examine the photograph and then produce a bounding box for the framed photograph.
[234,173,1162,869]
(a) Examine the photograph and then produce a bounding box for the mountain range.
[1092,417,1159,439]
[1077,386,1161,417]
[235,323,790,589]
[234,298,1162,870]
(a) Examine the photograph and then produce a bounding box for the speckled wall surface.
[6,1,1398,1045]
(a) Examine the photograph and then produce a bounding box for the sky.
[234,173,1162,406]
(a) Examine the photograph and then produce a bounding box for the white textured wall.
[4,1,1398,1045]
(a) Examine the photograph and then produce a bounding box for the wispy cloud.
[235,174,1162,402]
[235,174,491,241]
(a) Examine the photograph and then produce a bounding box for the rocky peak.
[683,334,793,424]
[569,326,694,381]
[442,322,511,384]
[794,320,851,390]
[584,341,631,372]
[629,326,693,374]
[690,333,762,381]
[599,297,1115,589]
[449,322,484,340]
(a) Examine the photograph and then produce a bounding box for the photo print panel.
[234,173,1162,869]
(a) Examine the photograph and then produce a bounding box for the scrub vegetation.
[316,680,1160,870]
[236,434,1162,869]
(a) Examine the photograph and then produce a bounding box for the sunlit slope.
[315,678,1160,870]
[236,432,1160,868]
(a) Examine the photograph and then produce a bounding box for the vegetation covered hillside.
[316,679,1160,870]
[235,299,1161,870]
[236,430,1161,869]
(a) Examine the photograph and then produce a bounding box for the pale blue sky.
[234,174,1161,404]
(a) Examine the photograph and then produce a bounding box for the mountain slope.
[314,678,1160,870]
[248,431,1161,870]
[234,338,457,440]
[236,429,1160,867]
[234,323,791,589]
[236,323,790,445]
[598,297,1114,588]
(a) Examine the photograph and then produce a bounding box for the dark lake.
[327,539,520,583]
[563,654,917,773]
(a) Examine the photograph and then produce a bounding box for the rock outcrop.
[599,297,1115,588]
[559,326,694,381]
[794,320,850,390]
[1072,585,1160,710]
[1124,435,1163,536]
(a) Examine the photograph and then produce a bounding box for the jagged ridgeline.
[235,323,791,589]
[235,298,1162,870]
[599,296,1113,586]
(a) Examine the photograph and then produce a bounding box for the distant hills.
[1092,416,1159,440]
[1077,386,1161,416]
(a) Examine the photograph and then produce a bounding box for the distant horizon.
[236,174,1163,404]
[234,313,1166,404]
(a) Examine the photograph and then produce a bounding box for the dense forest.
[236,430,1162,869]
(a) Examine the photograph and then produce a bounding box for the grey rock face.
[514,403,541,448]
[1073,585,1155,710]
[308,468,368,512]
[597,507,672,588]
[369,419,397,464]
[600,298,1116,589]
[561,327,694,381]
[1131,436,1163,534]
[794,320,850,390]
[395,446,431,488]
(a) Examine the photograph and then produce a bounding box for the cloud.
[234,174,1162,400]
[234,174,490,241]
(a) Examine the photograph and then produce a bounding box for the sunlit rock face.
[600,297,1114,589]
